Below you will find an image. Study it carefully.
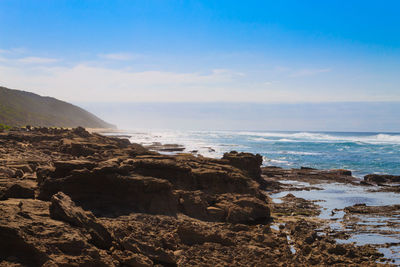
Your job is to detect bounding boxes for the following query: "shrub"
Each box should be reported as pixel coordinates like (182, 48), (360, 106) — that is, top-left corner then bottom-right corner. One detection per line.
(0, 123), (11, 130)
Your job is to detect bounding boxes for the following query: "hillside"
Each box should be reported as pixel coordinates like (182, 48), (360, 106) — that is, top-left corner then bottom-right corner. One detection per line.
(0, 86), (115, 128)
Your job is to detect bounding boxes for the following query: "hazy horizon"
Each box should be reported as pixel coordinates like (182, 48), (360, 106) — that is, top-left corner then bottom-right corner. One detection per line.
(78, 101), (400, 132)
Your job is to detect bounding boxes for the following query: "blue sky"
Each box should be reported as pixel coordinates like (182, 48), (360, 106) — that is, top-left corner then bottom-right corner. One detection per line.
(0, 0), (399, 103)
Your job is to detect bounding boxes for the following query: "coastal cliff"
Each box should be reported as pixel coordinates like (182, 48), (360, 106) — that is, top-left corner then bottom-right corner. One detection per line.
(0, 127), (386, 266)
(0, 86), (114, 128)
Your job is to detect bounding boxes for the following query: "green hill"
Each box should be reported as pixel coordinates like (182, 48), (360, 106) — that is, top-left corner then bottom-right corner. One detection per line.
(0, 86), (115, 128)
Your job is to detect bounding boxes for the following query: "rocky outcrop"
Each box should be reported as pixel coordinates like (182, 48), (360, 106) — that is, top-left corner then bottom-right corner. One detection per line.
(175, 190), (270, 223)
(39, 172), (178, 217)
(0, 199), (116, 267)
(131, 154), (260, 196)
(0, 180), (35, 200)
(262, 166), (357, 185)
(50, 192), (113, 249)
(222, 151), (263, 179)
(364, 174), (400, 184)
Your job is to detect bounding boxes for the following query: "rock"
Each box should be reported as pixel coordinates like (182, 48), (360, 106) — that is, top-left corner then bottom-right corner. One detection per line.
(132, 154), (260, 196)
(0, 181), (35, 200)
(36, 166), (55, 185)
(175, 190), (270, 223)
(60, 141), (96, 157)
(14, 169), (24, 178)
(215, 194), (270, 224)
(10, 164), (33, 174)
(364, 174), (400, 184)
(112, 250), (153, 267)
(0, 167), (15, 178)
(329, 169), (352, 176)
(177, 222), (234, 246)
(72, 126), (91, 138)
(49, 192), (113, 249)
(39, 172), (178, 217)
(206, 206), (225, 221)
(300, 166), (316, 170)
(328, 244), (347, 255)
(0, 199), (115, 266)
(52, 160), (97, 178)
(177, 190), (210, 220)
(262, 166), (357, 184)
(145, 142), (185, 152)
(222, 151), (263, 179)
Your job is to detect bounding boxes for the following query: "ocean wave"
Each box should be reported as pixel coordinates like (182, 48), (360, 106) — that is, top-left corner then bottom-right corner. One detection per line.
(239, 131), (400, 144)
(264, 158), (290, 165)
(262, 150), (322, 156)
(280, 151), (322, 156)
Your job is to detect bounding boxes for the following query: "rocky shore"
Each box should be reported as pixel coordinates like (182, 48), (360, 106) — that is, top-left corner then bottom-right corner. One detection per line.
(0, 127), (393, 266)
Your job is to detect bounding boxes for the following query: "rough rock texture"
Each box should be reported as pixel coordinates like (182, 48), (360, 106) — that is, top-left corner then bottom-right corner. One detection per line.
(262, 166), (357, 186)
(0, 199), (116, 267)
(50, 192), (113, 249)
(222, 151), (263, 179)
(364, 174), (400, 184)
(0, 127), (386, 266)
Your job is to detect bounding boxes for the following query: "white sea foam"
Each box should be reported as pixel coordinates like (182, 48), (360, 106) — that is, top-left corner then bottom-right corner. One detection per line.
(280, 151), (322, 156)
(238, 131), (400, 144)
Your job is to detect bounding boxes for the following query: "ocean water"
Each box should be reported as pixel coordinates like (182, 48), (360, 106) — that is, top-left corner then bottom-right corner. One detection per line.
(117, 130), (400, 177)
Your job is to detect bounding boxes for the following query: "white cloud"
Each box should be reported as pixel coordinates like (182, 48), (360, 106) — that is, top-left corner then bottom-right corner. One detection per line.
(98, 53), (141, 61)
(290, 68), (331, 77)
(0, 62), (243, 102)
(17, 57), (60, 64)
(0, 52), (396, 103)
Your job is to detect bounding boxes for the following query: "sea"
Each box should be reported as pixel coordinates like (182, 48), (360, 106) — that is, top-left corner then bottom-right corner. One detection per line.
(116, 130), (400, 178)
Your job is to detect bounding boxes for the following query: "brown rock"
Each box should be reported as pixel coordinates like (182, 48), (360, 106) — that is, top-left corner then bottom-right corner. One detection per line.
(132, 154), (260, 196)
(0, 181), (35, 200)
(39, 172), (178, 217)
(112, 250), (153, 267)
(50, 192), (113, 249)
(364, 174), (400, 184)
(222, 151), (263, 179)
(215, 194), (270, 224)
(52, 160), (97, 178)
(0, 167), (15, 178)
(0, 199), (115, 266)
(177, 222), (234, 246)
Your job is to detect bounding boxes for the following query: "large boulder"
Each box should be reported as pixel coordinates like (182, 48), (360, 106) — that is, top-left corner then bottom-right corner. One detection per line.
(50, 192), (113, 249)
(222, 151), (263, 179)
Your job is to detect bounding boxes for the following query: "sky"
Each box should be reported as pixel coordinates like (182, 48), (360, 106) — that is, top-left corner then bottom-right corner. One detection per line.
(0, 1), (399, 130)
(0, 0), (399, 103)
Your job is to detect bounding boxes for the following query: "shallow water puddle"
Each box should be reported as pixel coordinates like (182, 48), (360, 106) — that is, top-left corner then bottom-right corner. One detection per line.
(270, 182), (400, 262)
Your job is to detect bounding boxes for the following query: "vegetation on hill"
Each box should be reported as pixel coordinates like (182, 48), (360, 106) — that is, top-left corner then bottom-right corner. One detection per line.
(0, 123), (10, 130)
(0, 86), (115, 128)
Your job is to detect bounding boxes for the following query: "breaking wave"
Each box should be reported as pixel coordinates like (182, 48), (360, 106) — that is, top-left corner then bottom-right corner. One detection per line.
(240, 132), (400, 144)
